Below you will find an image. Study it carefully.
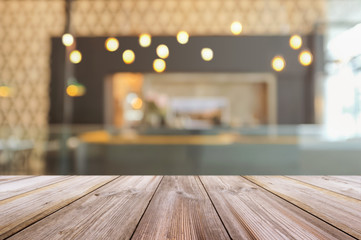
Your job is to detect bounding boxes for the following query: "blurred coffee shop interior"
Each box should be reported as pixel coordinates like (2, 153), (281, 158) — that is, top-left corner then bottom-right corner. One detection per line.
(0, 0), (361, 175)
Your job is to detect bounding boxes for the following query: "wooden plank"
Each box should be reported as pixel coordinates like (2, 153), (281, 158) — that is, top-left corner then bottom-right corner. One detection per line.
(0, 176), (116, 239)
(245, 176), (361, 239)
(287, 176), (361, 201)
(9, 176), (162, 240)
(0, 176), (72, 200)
(0, 176), (33, 184)
(131, 176), (230, 240)
(200, 176), (354, 240)
(332, 176), (361, 184)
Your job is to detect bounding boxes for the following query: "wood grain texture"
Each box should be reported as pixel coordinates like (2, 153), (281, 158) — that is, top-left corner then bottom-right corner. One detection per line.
(245, 176), (361, 239)
(200, 176), (354, 240)
(0, 175), (72, 200)
(0, 176), (33, 184)
(287, 176), (361, 201)
(332, 176), (361, 184)
(131, 176), (230, 240)
(0, 176), (116, 239)
(9, 176), (162, 240)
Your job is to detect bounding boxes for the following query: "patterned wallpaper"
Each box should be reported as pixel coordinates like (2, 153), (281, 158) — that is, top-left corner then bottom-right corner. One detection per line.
(0, 0), (326, 173)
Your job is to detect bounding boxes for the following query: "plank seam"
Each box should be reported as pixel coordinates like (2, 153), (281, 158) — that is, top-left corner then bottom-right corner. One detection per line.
(0, 176), (35, 185)
(198, 176), (233, 240)
(0, 176), (74, 202)
(242, 176), (359, 240)
(3, 176), (120, 240)
(129, 175), (164, 240)
(284, 176), (361, 203)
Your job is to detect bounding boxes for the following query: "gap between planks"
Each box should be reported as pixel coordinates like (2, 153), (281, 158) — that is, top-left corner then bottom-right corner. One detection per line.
(244, 176), (361, 239)
(0, 176), (119, 239)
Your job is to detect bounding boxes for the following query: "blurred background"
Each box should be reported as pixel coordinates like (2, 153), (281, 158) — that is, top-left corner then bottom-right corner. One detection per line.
(0, 0), (360, 175)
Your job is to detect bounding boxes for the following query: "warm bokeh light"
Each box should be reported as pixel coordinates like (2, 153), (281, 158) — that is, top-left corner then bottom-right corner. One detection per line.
(66, 84), (78, 97)
(230, 21), (243, 35)
(139, 33), (151, 47)
(153, 59), (166, 73)
(69, 50), (82, 64)
(156, 44), (169, 59)
(122, 49), (135, 64)
(105, 37), (119, 52)
(131, 97), (143, 110)
(272, 56), (286, 72)
(289, 34), (302, 50)
(201, 48), (213, 61)
(62, 33), (74, 47)
(66, 84), (86, 97)
(0, 86), (11, 97)
(299, 50), (313, 66)
(177, 31), (189, 44)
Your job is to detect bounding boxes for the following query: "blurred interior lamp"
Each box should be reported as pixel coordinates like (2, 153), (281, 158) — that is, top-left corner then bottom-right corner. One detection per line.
(0, 85), (11, 98)
(66, 83), (86, 97)
(122, 49), (135, 64)
(177, 31), (189, 44)
(201, 48), (213, 61)
(105, 37), (119, 52)
(289, 34), (302, 50)
(131, 97), (143, 110)
(62, 33), (74, 47)
(156, 44), (169, 59)
(299, 50), (313, 66)
(272, 56), (286, 72)
(139, 33), (151, 47)
(231, 21), (243, 35)
(66, 84), (78, 97)
(153, 58), (166, 73)
(69, 50), (82, 64)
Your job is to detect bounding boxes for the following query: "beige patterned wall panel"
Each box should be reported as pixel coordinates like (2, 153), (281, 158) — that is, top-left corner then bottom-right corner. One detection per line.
(0, 0), (325, 173)
(0, 0), (64, 173)
(71, 0), (326, 36)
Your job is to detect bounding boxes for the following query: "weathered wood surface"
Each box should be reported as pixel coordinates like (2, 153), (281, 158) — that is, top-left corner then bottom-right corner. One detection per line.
(131, 176), (230, 240)
(9, 176), (162, 240)
(0, 176), (32, 184)
(0, 176), (72, 200)
(0, 176), (116, 239)
(200, 176), (354, 240)
(245, 176), (361, 239)
(332, 176), (361, 184)
(287, 175), (361, 201)
(1, 175), (360, 240)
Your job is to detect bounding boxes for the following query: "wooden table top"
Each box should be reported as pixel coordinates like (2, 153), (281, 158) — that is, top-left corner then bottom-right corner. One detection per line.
(1, 175), (360, 239)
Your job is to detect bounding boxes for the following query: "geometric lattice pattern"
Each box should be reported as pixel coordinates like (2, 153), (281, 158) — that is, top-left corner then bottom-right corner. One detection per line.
(72, 0), (326, 36)
(0, 0), (326, 173)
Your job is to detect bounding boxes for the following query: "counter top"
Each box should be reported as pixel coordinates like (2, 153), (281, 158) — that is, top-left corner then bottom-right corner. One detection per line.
(1, 175), (360, 239)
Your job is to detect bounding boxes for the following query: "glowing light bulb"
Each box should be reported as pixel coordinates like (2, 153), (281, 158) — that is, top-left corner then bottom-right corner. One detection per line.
(156, 44), (169, 59)
(231, 21), (243, 35)
(131, 97), (143, 110)
(299, 50), (313, 66)
(201, 48), (213, 61)
(289, 34), (302, 50)
(0, 86), (11, 97)
(122, 49), (135, 64)
(62, 33), (74, 47)
(153, 59), (166, 73)
(272, 56), (285, 72)
(66, 84), (78, 97)
(69, 50), (82, 64)
(139, 33), (151, 47)
(105, 37), (119, 52)
(66, 84), (86, 97)
(177, 31), (189, 44)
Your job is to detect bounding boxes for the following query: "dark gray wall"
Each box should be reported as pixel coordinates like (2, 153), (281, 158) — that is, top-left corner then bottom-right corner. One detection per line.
(50, 35), (323, 124)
